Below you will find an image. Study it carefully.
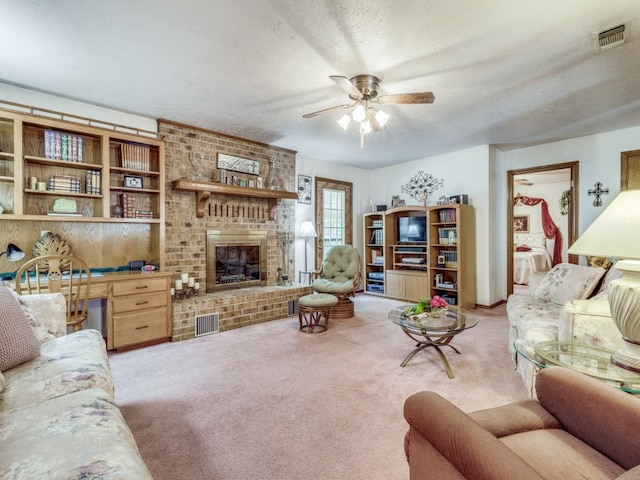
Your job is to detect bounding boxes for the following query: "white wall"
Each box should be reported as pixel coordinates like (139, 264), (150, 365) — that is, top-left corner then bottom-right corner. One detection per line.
(0, 83), (157, 132)
(294, 155), (371, 281)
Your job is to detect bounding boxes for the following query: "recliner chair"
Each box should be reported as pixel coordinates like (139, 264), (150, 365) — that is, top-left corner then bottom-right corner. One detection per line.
(404, 366), (640, 479)
(311, 244), (362, 319)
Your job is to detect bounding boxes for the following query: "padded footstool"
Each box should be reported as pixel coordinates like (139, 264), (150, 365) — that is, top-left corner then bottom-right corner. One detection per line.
(298, 293), (338, 333)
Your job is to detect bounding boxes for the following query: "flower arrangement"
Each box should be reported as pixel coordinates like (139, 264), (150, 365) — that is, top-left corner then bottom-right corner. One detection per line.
(404, 295), (449, 318)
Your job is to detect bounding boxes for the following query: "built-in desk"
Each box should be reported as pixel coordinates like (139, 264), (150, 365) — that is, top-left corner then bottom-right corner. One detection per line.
(90, 271), (173, 350)
(16, 270), (173, 351)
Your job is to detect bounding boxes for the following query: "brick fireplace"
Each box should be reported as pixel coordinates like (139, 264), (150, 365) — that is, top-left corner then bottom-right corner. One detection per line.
(160, 119), (310, 341)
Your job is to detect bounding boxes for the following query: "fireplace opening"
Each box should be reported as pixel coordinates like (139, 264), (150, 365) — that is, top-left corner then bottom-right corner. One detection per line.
(206, 230), (267, 292)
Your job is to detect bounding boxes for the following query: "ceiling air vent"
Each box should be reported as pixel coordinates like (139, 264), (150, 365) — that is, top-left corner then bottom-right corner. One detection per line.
(598, 24), (625, 50)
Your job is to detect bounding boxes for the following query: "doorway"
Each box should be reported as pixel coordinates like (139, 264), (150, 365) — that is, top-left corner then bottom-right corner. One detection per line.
(507, 162), (578, 296)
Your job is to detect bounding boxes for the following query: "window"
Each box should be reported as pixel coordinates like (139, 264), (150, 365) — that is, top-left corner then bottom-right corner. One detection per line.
(314, 177), (353, 267)
(323, 189), (345, 246)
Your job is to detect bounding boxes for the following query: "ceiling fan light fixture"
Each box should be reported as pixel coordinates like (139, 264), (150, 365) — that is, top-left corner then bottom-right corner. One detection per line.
(360, 120), (372, 135)
(375, 109), (389, 127)
(352, 103), (366, 122)
(337, 114), (351, 130)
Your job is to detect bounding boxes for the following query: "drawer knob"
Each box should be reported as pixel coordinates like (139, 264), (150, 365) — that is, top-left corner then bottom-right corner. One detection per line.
(136, 301), (149, 306)
(135, 325), (150, 330)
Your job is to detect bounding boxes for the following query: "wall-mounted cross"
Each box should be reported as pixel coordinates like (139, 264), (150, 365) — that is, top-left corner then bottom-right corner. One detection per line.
(588, 182), (609, 207)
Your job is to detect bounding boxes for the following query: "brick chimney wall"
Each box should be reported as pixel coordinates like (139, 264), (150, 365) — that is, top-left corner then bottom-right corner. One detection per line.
(159, 120), (307, 340)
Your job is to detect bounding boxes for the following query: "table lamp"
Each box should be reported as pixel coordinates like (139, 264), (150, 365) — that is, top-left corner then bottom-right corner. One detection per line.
(299, 220), (317, 275)
(567, 189), (640, 372)
(0, 243), (25, 262)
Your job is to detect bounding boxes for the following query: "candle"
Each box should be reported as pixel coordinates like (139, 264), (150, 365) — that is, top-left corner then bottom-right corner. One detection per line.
(175, 280), (183, 290)
(181, 273), (189, 284)
(188, 277), (195, 287)
(170, 287), (175, 295)
(194, 282), (200, 290)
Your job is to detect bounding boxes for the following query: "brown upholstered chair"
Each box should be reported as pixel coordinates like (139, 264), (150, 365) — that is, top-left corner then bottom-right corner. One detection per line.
(311, 244), (362, 319)
(404, 366), (640, 479)
(15, 255), (92, 332)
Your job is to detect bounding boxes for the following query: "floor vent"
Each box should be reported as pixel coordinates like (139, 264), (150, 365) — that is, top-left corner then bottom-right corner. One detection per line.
(195, 312), (219, 337)
(288, 299), (299, 316)
(598, 24), (625, 50)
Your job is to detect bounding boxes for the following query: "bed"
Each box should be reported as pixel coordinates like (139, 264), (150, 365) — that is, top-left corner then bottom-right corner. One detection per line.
(513, 232), (552, 285)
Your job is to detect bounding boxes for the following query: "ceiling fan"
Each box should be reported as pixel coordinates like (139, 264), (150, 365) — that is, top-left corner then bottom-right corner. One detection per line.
(303, 74), (435, 147)
(515, 178), (534, 186)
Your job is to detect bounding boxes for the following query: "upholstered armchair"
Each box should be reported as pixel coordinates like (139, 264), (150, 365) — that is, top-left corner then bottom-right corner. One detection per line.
(311, 244), (362, 318)
(404, 366), (640, 479)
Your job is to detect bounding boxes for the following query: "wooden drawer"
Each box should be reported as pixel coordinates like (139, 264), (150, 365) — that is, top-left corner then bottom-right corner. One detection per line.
(112, 276), (168, 297)
(112, 307), (168, 348)
(112, 291), (167, 314)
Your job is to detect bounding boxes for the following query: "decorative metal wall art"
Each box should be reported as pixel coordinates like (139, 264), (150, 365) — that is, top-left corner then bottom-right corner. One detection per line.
(297, 174), (312, 204)
(217, 153), (260, 175)
(587, 182), (609, 207)
(401, 171), (444, 206)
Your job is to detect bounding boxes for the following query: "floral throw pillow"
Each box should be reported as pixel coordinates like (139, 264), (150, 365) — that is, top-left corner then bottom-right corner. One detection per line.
(0, 282), (41, 371)
(533, 263), (606, 306)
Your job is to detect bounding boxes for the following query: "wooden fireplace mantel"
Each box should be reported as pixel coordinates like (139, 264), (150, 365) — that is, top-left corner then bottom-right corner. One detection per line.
(171, 178), (298, 220)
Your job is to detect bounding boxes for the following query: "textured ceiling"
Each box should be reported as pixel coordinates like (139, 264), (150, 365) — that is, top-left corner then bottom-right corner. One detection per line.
(1, 1), (639, 169)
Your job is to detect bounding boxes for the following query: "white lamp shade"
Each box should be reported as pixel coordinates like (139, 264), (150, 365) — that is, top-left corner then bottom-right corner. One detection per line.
(375, 109), (390, 127)
(300, 220), (317, 238)
(352, 104), (366, 122)
(360, 121), (372, 135)
(568, 189), (640, 259)
(337, 114), (351, 130)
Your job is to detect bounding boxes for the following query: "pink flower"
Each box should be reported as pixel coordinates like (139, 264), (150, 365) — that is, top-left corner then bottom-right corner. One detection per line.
(430, 295), (448, 309)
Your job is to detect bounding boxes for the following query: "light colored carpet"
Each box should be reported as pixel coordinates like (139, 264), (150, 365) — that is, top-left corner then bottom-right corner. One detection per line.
(109, 294), (528, 480)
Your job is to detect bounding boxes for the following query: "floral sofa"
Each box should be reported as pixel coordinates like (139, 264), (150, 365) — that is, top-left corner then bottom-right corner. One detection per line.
(506, 262), (624, 396)
(0, 283), (152, 479)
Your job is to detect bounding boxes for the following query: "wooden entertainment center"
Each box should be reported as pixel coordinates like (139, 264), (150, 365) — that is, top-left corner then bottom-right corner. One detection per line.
(363, 204), (476, 309)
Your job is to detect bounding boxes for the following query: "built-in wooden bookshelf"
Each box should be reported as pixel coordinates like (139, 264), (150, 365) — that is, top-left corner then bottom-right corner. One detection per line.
(0, 108), (166, 271)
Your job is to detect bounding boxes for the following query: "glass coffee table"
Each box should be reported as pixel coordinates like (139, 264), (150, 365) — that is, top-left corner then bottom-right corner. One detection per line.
(388, 306), (477, 379)
(532, 341), (640, 394)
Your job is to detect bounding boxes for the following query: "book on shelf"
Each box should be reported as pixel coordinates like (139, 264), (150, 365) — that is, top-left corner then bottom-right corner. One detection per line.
(44, 130), (84, 163)
(48, 174), (81, 193)
(85, 170), (101, 195)
(438, 209), (457, 223)
(120, 143), (150, 171)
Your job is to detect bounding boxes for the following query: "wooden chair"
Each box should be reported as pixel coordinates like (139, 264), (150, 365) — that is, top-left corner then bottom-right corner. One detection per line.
(15, 255), (92, 332)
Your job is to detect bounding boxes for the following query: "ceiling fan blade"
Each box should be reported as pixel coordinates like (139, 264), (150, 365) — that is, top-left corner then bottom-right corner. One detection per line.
(330, 75), (363, 99)
(377, 92), (435, 105)
(302, 104), (351, 119)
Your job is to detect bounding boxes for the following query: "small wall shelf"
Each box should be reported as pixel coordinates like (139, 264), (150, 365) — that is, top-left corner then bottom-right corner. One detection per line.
(171, 178), (298, 220)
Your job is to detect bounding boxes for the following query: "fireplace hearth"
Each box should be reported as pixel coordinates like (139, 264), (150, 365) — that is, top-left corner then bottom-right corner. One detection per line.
(206, 230), (267, 292)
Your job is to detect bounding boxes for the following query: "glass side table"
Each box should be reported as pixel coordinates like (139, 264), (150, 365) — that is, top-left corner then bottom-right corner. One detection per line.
(533, 341), (640, 394)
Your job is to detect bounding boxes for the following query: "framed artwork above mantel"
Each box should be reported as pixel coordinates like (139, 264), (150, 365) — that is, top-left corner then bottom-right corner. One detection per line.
(217, 153), (260, 175)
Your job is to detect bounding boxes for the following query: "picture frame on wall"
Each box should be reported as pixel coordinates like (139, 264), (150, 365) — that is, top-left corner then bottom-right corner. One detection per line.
(297, 174), (312, 204)
(513, 214), (530, 233)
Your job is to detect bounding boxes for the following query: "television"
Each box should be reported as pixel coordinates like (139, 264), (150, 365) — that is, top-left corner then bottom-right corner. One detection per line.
(397, 215), (427, 244)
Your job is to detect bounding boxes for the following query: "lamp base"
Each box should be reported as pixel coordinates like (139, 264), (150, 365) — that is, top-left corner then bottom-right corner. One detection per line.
(608, 260), (640, 373)
(612, 339), (640, 373)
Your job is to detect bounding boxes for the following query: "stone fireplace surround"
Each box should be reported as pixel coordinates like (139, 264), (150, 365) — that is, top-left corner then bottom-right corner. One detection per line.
(160, 119), (311, 341)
